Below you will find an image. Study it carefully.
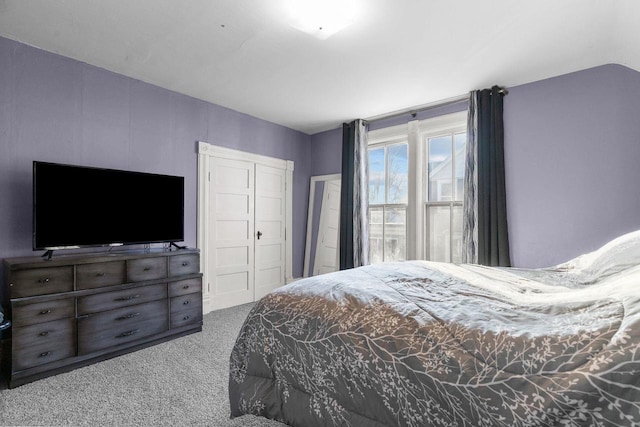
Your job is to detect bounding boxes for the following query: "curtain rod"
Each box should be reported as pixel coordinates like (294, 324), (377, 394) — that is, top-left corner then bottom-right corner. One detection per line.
(365, 94), (468, 125)
(364, 87), (508, 125)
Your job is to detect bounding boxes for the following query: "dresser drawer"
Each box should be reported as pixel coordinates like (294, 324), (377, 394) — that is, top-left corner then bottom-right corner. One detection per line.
(10, 266), (73, 298)
(12, 318), (76, 371)
(127, 257), (167, 282)
(170, 293), (202, 314)
(170, 292), (202, 329)
(170, 304), (202, 329)
(168, 278), (202, 298)
(77, 283), (167, 315)
(78, 301), (168, 354)
(12, 298), (75, 327)
(169, 254), (199, 277)
(77, 261), (126, 290)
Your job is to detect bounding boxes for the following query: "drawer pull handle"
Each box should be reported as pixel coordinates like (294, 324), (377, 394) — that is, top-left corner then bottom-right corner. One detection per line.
(38, 278), (50, 283)
(117, 329), (139, 338)
(39, 309), (52, 315)
(116, 312), (141, 320)
(115, 294), (141, 301)
(96, 272), (105, 277)
(39, 331), (50, 336)
(182, 285), (190, 289)
(181, 262), (189, 266)
(143, 267), (151, 271)
(183, 315), (191, 321)
(183, 300), (190, 305)
(39, 351), (51, 358)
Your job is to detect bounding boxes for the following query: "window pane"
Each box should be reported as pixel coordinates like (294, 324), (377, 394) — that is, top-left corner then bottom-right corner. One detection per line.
(454, 132), (466, 151)
(454, 133), (467, 201)
(451, 204), (463, 263)
(428, 136), (452, 202)
(369, 207), (384, 263)
(368, 148), (385, 204)
(427, 205), (451, 262)
(387, 144), (408, 204)
(384, 207), (406, 261)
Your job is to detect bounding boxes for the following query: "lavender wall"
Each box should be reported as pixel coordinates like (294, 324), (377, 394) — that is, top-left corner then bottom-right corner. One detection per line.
(5, 29), (637, 293)
(0, 37), (311, 297)
(505, 64), (640, 267)
(309, 64), (640, 269)
(310, 128), (342, 176)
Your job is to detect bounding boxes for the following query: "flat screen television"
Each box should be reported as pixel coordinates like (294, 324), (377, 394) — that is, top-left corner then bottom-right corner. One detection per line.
(33, 161), (184, 251)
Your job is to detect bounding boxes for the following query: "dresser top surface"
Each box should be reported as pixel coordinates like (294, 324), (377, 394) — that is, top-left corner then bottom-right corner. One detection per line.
(4, 248), (199, 270)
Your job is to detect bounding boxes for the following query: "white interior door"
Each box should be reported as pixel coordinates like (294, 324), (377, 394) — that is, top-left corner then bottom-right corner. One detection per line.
(254, 164), (286, 299)
(313, 179), (341, 275)
(198, 142), (294, 313)
(209, 157), (255, 310)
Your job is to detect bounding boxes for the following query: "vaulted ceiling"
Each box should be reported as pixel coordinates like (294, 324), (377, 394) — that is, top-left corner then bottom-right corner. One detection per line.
(1, 0), (638, 134)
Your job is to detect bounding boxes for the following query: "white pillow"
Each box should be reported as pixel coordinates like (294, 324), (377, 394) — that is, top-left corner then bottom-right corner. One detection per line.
(555, 230), (640, 283)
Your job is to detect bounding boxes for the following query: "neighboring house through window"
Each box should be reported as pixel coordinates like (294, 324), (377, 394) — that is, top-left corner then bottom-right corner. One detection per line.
(367, 111), (467, 263)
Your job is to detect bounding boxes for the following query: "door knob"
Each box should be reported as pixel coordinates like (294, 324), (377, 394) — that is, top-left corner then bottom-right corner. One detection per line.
(257, 231), (263, 240)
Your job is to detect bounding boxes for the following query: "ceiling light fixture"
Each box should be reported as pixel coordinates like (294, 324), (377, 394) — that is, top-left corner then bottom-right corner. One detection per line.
(286, 0), (357, 40)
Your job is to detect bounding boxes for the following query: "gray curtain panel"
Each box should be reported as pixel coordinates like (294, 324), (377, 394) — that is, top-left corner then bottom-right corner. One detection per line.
(462, 95), (479, 264)
(340, 119), (370, 270)
(463, 87), (511, 266)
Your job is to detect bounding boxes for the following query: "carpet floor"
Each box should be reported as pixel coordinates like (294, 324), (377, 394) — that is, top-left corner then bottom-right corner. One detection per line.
(0, 302), (287, 426)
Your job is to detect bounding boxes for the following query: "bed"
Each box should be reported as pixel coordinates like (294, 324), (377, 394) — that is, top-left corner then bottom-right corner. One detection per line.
(229, 231), (640, 426)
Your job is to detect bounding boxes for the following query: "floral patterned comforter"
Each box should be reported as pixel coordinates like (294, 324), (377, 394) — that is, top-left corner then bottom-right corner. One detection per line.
(229, 259), (640, 426)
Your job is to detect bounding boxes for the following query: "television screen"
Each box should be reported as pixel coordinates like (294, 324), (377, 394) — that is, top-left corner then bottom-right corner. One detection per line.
(33, 161), (184, 250)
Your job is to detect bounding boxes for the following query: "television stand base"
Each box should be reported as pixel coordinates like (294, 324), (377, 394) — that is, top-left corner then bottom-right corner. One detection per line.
(41, 250), (54, 260)
(170, 242), (186, 250)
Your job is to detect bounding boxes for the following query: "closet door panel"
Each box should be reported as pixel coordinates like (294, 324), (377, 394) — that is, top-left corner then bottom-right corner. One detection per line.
(199, 143), (291, 313)
(209, 157), (255, 310)
(254, 164), (286, 300)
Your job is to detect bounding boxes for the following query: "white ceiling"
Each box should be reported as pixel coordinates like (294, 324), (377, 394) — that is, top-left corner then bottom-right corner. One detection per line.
(1, 0), (638, 135)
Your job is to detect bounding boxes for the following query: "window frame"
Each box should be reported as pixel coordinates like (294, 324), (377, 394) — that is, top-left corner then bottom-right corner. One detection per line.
(421, 121), (467, 262)
(368, 111), (467, 262)
(367, 135), (409, 262)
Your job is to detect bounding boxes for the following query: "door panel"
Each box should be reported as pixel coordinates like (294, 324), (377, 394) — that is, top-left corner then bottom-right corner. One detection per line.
(216, 271), (250, 294)
(209, 157), (255, 310)
(216, 246), (249, 267)
(254, 164), (286, 299)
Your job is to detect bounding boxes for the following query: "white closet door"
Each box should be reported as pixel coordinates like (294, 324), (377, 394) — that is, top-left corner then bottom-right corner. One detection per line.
(254, 164), (286, 300)
(313, 179), (341, 275)
(209, 157), (255, 310)
(198, 142), (293, 313)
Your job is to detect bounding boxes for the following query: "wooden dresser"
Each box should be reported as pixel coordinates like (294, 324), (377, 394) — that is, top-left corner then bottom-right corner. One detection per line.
(3, 248), (202, 388)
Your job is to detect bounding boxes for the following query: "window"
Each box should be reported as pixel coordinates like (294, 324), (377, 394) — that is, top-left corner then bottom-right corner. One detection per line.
(368, 141), (408, 263)
(425, 132), (466, 262)
(367, 111), (467, 263)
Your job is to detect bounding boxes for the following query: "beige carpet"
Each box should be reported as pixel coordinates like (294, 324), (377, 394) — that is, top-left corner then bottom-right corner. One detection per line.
(0, 302), (287, 426)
